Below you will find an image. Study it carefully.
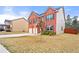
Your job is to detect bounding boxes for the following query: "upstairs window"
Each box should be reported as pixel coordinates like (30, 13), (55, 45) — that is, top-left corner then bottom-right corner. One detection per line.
(46, 14), (54, 20)
(29, 20), (32, 24)
(34, 19), (38, 24)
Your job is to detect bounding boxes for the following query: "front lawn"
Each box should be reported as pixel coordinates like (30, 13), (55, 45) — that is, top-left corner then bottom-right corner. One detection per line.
(0, 34), (79, 53)
(0, 32), (27, 35)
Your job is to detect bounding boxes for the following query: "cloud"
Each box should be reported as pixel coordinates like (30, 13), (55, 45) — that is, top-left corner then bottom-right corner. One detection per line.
(77, 18), (79, 21)
(4, 6), (13, 12)
(0, 6), (20, 24)
(0, 6), (31, 24)
(3, 6), (15, 15)
(66, 9), (71, 11)
(19, 11), (31, 19)
(0, 14), (20, 24)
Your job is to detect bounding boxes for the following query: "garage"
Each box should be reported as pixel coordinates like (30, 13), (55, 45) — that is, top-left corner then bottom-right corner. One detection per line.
(29, 28), (32, 34)
(29, 28), (37, 34)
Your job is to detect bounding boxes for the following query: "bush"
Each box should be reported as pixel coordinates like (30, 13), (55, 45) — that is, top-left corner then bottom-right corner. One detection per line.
(6, 30), (11, 32)
(41, 31), (49, 35)
(0, 29), (4, 31)
(41, 31), (56, 36)
(64, 28), (78, 34)
(49, 31), (56, 36)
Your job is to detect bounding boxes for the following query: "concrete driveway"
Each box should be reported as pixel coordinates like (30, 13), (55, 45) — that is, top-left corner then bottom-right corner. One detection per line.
(0, 44), (9, 53)
(0, 33), (37, 38)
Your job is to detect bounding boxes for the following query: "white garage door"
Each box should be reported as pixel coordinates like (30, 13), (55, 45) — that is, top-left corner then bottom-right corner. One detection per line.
(29, 28), (38, 34)
(29, 28), (32, 34)
(33, 28), (37, 34)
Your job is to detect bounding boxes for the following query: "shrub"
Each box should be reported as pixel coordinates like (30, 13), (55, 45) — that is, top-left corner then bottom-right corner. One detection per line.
(49, 31), (56, 36)
(0, 29), (4, 31)
(64, 28), (78, 34)
(41, 31), (56, 36)
(22, 30), (25, 32)
(6, 30), (11, 32)
(41, 31), (49, 35)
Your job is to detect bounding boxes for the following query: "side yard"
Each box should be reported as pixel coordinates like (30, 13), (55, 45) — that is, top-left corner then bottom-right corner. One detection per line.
(0, 34), (79, 53)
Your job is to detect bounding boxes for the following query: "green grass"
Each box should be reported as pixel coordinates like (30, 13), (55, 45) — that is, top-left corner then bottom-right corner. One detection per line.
(0, 33), (79, 53)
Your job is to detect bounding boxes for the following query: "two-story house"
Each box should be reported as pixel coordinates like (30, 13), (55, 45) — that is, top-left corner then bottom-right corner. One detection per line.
(28, 7), (65, 34)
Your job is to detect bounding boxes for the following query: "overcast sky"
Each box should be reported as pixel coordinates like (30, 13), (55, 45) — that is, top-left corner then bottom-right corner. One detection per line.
(0, 6), (79, 24)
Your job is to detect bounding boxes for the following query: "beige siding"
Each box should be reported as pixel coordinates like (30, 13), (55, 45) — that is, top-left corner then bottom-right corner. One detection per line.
(56, 8), (65, 34)
(11, 18), (28, 32)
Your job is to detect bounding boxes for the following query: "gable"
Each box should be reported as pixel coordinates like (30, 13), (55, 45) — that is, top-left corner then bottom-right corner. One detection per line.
(28, 12), (40, 20)
(12, 18), (28, 24)
(44, 8), (57, 15)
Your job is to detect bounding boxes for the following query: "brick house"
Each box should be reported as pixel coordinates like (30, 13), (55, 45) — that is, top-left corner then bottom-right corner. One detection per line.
(5, 18), (28, 32)
(28, 7), (65, 34)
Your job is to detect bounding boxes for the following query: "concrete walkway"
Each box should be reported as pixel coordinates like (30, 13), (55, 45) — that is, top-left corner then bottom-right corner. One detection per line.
(0, 33), (37, 38)
(0, 44), (9, 53)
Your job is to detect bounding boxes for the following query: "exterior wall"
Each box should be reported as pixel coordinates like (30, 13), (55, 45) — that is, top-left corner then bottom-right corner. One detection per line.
(28, 12), (41, 34)
(56, 8), (65, 34)
(5, 21), (12, 31)
(11, 18), (28, 32)
(28, 7), (65, 34)
(42, 8), (56, 32)
(5, 21), (11, 25)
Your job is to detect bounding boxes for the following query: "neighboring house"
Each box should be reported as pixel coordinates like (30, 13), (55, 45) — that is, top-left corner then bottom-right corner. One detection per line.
(5, 18), (28, 32)
(5, 20), (12, 32)
(0, 24), (6, 31)
(28, 7), (65, 34)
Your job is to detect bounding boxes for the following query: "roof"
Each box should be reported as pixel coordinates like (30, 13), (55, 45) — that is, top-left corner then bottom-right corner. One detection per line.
(0, 24), (8, 26)
(30, 11), (40, 17)
(32, 11), (40, 16)
(39, 7), (64, 17)
(5, 17), (28, 22)
(28, 11), (40, 20)
(56, 6), (64, 10)
(5, 19), (11, 22)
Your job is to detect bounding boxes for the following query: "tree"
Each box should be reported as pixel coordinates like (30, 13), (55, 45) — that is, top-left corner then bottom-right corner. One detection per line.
(39, 19), (44, 32)
(65, 15), (72, 28)
(72, 16), (78, 29)
(76, 23), (79, 32)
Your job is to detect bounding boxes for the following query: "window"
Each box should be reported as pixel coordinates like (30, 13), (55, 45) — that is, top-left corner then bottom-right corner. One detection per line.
(34, 19), (37, 24)
(46, 14), (54, 20)
(46, 25), (53, 31)
(7, 25), (10, 29)
(50, 26), (53, 30)
(46, 26), (49, 30)
(29, 20), (32, 24)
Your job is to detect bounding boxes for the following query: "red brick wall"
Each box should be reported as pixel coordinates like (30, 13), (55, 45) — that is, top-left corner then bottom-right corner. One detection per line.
(28, 8), (57, 33)
(28, 12), (41, 33)
(42, 8), (57, 32)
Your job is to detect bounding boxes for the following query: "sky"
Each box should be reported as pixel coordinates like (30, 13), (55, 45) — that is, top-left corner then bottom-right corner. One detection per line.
(0, 6), (79, 24)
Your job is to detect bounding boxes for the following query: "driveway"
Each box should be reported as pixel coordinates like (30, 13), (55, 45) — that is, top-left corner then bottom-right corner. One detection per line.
(0, 33), (37, 38)
(0, 44), (9, 53)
